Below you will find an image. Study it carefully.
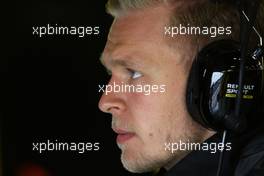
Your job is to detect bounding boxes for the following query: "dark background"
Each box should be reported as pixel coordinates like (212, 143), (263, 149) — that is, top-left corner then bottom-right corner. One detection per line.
(1, 1), (151, 176)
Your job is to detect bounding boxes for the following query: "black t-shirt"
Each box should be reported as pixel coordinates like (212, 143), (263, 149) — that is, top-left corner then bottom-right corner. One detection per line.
(156, 129), (264, 176)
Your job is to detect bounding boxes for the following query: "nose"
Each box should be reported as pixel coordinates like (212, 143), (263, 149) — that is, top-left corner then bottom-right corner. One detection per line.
(98, 78), (126, 115)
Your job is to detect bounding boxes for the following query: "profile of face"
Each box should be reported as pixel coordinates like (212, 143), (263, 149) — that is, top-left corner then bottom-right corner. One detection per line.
(98, 4), (213, 173)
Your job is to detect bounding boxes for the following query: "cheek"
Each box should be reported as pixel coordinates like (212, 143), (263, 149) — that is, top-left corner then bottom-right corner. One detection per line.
(127, 92), (167, 121)
(126, 93), (176, 142)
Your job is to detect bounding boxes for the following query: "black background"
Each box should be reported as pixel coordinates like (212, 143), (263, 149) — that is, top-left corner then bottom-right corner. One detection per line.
(2, 1), (151, 176)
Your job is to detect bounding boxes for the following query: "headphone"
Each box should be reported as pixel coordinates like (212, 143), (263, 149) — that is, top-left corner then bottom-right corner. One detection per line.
(186, 0), (264, 133)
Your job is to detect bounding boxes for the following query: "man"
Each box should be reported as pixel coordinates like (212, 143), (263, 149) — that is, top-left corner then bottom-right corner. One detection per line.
(98, 0), (264, 175)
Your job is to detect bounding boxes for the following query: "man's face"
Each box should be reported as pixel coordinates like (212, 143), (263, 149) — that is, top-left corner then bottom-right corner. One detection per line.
(99, 4), (209, 173)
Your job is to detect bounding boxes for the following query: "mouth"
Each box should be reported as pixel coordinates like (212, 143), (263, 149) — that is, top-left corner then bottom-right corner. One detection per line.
(113, 128), (136, 144)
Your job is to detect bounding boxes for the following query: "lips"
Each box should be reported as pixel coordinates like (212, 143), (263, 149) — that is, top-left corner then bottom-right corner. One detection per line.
(113, 128), (135, 143)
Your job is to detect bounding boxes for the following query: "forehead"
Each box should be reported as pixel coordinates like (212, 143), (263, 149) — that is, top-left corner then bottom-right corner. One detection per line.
(102, 3), (194, 68)
(107, 5), (172, 48)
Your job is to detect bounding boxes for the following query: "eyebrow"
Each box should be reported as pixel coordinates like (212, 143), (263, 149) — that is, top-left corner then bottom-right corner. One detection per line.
(99, 54), (141, 70)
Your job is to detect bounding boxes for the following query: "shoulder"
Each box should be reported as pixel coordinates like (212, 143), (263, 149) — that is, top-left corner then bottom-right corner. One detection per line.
(234, 132), (264, 176)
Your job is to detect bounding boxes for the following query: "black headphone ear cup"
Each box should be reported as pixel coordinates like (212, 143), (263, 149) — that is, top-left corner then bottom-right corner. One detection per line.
(186, 40), (241, 131)
(186, 39), (264, 132)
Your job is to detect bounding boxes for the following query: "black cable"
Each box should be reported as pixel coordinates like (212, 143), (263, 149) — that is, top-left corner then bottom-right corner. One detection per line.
(234, 0), (260, 131)
(216, 130), (227, 176)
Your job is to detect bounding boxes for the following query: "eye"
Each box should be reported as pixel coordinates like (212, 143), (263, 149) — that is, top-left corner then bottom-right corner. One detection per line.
(127, 68), (143, 79)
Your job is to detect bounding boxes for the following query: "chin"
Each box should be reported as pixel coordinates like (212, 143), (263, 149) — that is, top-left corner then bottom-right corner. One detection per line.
(121, 159), (151, 173)
(120, 149), (168, 174)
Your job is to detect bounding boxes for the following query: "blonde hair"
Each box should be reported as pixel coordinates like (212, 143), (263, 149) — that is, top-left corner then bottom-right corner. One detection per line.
(106, 0), (166, 17)
(106, 0), (264, 43)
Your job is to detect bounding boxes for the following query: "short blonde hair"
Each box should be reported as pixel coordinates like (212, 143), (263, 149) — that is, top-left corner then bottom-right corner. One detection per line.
(106, 0), (264, 43)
